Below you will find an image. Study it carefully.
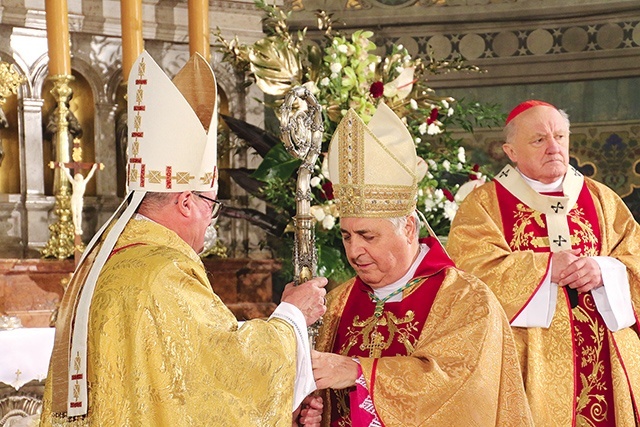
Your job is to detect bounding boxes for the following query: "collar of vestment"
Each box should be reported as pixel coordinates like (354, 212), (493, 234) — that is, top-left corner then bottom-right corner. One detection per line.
(494, 164), (584, 253)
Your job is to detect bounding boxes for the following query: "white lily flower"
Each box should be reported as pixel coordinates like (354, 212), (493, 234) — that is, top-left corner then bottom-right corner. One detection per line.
(383, 67), (415, 100)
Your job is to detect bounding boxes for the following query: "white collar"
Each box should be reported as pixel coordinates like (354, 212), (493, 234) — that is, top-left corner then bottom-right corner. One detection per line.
(517, 167), (564, 193)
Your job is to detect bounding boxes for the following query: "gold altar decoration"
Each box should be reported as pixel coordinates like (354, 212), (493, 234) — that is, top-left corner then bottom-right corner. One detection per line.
(0, 60), (26, 192)
(41, 75), (76, 260)
(0, 61), (25, 105)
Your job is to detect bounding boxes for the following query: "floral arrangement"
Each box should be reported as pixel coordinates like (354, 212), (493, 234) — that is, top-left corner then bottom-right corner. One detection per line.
(215, 1), (504, 283)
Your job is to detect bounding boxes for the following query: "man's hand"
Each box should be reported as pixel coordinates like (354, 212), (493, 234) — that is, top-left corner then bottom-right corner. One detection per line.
(550, 249), (580, 283)
(294, 394), (323, 427)
(311, 350), (359, 390)
(558, 255), (603, 293)
(281, 277), (328, 326)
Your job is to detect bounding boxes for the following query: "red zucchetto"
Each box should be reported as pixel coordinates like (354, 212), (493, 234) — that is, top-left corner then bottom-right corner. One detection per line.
(505, 100), (556, 125)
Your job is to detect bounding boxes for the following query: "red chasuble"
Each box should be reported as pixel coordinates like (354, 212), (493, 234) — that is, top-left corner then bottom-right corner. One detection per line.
(495, 180), (617, 426)
(329, 237), (454, 426)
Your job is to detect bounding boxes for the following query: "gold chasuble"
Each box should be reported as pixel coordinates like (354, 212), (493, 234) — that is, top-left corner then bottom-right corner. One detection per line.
(316, 237), (533, 427)
(41, 219), (297, 426)
(448, 166), (640, 427)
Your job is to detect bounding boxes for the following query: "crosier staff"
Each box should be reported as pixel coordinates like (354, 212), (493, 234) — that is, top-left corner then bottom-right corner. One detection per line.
(279, 86), (323, 347)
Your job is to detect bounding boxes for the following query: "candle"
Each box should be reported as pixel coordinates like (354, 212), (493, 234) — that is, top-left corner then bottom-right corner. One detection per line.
(45, 0), (72, 75)
(120, 0), (144, 81)
(188, 0), (210, 61)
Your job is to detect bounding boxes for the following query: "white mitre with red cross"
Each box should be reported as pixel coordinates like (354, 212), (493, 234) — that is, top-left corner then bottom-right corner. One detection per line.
(65, 51), (219, 418)
(127, 50), (218, 193)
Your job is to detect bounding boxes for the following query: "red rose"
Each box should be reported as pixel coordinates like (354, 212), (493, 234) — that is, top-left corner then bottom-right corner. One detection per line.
(369, 81), (384, 98)
(469, 164), (480, 180)
(426, 108), (439, 125)
(442, 188), (455, 202)
(322, 181), (334, 200)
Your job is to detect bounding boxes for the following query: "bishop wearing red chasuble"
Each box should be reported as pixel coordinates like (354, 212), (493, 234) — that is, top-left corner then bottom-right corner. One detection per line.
(448, 100), (640, 427)
(311, 103), (534, 427)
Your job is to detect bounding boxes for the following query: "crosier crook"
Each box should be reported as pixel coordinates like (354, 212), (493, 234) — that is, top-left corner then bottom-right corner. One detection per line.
(279, 86), (324, 347)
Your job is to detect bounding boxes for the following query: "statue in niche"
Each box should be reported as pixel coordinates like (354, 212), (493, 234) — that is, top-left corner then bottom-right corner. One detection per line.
(0, 107), (7, 167)
(43, 93), (83, 161)
(59, 162), (99, 235)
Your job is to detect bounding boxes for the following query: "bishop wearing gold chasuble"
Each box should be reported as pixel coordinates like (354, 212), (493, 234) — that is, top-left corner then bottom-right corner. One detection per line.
(311, 103), (534, 427)
(39, 52), (327, 426)
(448, 100), (640, 427)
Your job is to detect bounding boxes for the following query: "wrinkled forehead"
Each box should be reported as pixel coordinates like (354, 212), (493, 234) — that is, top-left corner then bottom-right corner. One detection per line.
(513, 106), (569, 138)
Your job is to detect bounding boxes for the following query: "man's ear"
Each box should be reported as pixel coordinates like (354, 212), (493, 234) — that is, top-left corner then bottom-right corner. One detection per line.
(175, 191), (195, 218)
(405, 215), (417, 243)
(502, 142), (518, 163)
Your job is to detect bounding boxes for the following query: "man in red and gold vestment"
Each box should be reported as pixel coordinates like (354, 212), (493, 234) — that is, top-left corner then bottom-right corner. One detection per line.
(39, 51), (326, 426)
(310, 103), (534, 426)
(447, 100), (640, 426)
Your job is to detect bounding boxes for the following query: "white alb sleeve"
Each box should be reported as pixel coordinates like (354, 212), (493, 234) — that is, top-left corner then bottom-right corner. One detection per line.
(269, 301), (316, 411)
(591, 256), (636, 332)
(510, 266), (557, 328)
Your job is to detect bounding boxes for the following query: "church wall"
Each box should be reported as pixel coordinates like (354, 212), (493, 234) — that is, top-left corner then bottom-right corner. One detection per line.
(287, 0), (640, 220)
(0, 0), (271, 258)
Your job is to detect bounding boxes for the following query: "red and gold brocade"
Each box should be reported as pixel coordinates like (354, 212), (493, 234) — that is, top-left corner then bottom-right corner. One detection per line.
(316, 238), (533, 427)
(448, 177), (640, 427)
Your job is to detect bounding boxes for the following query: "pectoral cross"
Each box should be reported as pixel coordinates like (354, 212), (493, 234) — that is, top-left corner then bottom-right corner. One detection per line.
(360, 330), (388, 358)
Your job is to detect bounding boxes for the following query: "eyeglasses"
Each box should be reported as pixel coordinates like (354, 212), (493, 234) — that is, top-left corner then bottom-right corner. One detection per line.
(193, 192), (223, 219)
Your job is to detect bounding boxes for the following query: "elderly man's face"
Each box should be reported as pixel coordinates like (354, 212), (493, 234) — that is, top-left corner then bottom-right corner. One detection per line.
(503, 105), (570, 184)
(340, 216), (417, 289)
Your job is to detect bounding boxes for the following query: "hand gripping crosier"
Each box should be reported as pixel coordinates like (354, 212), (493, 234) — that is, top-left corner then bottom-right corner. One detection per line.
(279, 86), (324, 346)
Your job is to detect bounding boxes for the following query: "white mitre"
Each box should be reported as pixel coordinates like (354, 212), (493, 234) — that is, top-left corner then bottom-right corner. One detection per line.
(65, 50), (218, 418)
(327, 103), (426, 218)
(127, 50), (218, 193)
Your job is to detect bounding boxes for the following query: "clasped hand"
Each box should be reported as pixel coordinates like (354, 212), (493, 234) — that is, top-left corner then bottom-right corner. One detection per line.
(551, 249), (603, 293)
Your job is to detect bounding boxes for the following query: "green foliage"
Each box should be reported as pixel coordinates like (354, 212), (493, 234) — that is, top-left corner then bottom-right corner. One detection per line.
(215, 1), (505, 282)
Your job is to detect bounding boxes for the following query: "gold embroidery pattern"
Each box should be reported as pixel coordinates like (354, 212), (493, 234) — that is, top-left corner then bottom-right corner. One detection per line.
(573, 294), (610, 426)
(509, 204), (597, 254)
(339, 310), (418, 358)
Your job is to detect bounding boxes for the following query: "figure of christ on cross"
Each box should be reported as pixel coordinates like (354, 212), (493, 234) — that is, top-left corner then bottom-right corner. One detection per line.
(51, 160), (104, 261)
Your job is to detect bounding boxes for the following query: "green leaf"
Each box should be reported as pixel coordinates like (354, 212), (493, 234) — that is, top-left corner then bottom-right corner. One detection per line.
(252, 143), (301, 181)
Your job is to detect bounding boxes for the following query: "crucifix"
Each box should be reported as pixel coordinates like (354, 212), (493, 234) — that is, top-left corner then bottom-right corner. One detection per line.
(48, 157), (104, 265)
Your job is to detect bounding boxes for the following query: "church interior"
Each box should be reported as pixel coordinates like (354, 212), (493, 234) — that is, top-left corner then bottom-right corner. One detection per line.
(0, 0), (639, 421)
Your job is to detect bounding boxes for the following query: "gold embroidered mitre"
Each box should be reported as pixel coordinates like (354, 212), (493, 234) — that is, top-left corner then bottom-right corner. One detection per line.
(327, 103), (421, 218)
(127, 51), (218, 193)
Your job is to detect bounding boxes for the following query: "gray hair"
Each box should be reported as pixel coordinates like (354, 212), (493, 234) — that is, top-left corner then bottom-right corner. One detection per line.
(503, 108), (570, 144)
(138, 192), (176, 212)
(386, 211), (420, 241)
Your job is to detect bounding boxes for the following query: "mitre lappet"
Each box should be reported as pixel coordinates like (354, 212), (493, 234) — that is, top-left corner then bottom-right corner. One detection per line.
(54, 50), (218, 418)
